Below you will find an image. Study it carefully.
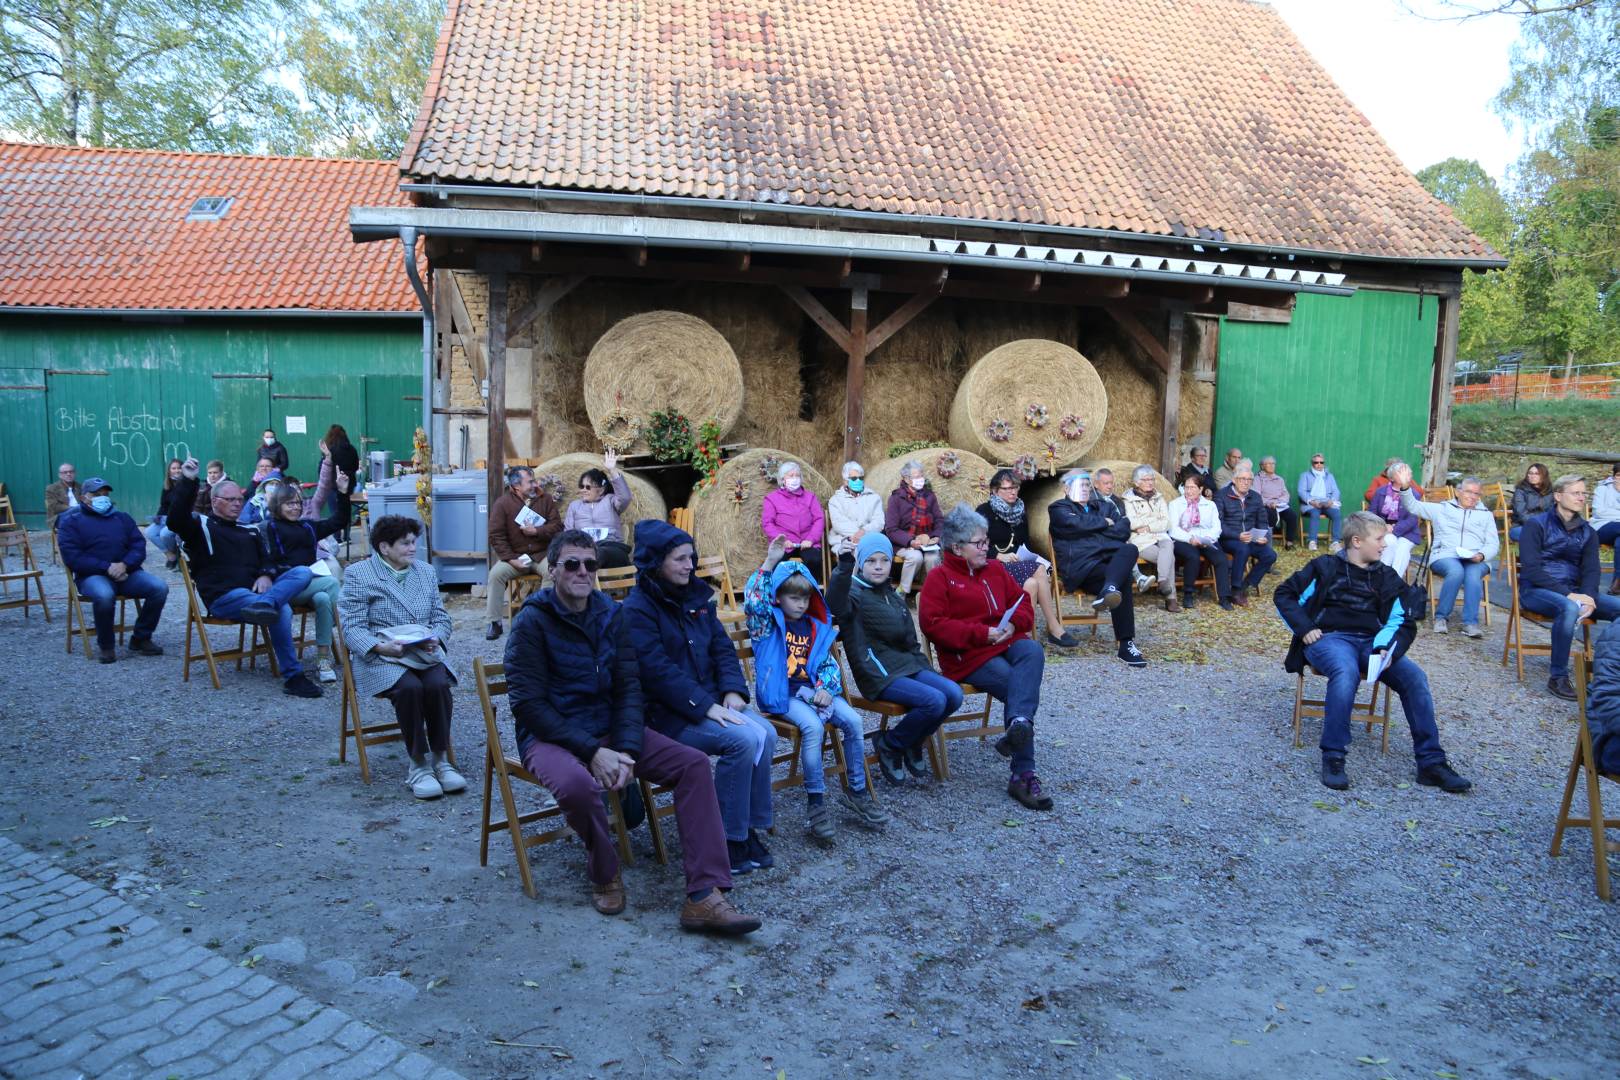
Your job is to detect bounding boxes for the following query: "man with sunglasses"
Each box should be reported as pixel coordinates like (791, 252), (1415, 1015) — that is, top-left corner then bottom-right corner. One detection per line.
(504, 529), (761, 934)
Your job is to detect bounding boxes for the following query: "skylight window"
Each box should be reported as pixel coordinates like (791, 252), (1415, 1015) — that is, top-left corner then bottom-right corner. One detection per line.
(185, 197), (233, 221)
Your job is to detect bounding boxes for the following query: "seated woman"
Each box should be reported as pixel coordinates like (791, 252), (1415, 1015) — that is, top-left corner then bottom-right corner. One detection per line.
(1368, 464), (1422, 579)
(1255, 456), (1299, 547)
(827, 461), (884, 549)
(337, 514), (464, 800)
(760, 461), (825, 582)
(1167, 474), (1233, 610)
(884, 460), (944, 595)
(1048, 470), (1148, 667)
(828, 533), (963, 784)
(623, 520), (778, 875)
(976, 468), (1077, 646)
(144, 458), (185, 570)
(261, 472), (349, 683)
(565, 449), (635, 568)
(1394, 469), (1499, 638)
(244, 454), (282, 499)
(1511, 463), (1552, 543)
(918, 503), (1051, 810)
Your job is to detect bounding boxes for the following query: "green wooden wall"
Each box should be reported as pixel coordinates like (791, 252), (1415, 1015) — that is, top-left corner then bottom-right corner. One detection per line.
(1214, 289), (1438, 507)
(0, 315), (420, 523)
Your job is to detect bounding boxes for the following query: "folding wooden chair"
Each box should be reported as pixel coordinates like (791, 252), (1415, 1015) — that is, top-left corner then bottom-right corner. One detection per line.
(1422, 516), (1492, 628)
(177, 553), (275, 688)
(505, 570), (544, 624)
(835, 643), (945, 781)
(474, 658), (650, 898)
(695, 553), (743, 625)
(332, 615), (456, 784)
(595, 564), (637, 602)
(920, 639), (1000, 780)
(1550, 654), (1616, 902)
(1290, 666), (1390, 753)
(65, 586), (140, 657)
(668, 506), (695, 535)
(0, 527), (50, 622)
(1049, 563), (1107, 640)
(0, 495), (15, 590)
(1500, 544), (1593, 683)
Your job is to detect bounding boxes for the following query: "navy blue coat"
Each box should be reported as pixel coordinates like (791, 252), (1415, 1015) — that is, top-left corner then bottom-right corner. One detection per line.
(57, 508), (147, 585)
(1215, 483), (1268, 541)
(504, 588), (644, 763)
(1520, 508), (1599, 596)
(620, 571), (749, 737)
(1049, 494), (1132, 589)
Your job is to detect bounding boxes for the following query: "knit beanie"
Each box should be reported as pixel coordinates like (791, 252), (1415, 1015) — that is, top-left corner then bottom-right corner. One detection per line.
(854, 532), (894, 568)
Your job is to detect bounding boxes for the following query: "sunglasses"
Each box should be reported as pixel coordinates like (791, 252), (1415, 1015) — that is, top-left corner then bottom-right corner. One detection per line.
(557, 557), (599, 574)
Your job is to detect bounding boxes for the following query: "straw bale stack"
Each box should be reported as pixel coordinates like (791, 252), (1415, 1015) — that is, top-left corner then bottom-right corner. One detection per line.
(948, 339), (1108, 468)
(582, 311), (744, 449)
(532, 453), (667, 550)
(689, 449), (832, 577)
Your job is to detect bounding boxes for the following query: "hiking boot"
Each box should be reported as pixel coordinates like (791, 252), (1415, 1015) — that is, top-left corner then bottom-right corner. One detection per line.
(745, 830), (774, 870)
(485, 620), (503, 640)
(1548, 675), (1576, 700)
(1166, 595), (1182, 613)
(1184, 596), (1198, 610)
(1320, 757), (1349, 791)
(994, 717), (1034, 760)
(1045, 630), (1080, 648)
(98, 647), (117, 665)
(591, 874), (626, 916)
(838, 788), (889, 830)
(1416, 762), (1473, 794)
(1433, 617), (1449, 635)
(283, 673), (323, 698)
(874, 735), (908, 784)
(679, 890), (760, 935)
(128, 637), (163, 657)
(1231, 591), (1249, 608)
(406, 763), (443, 800)
(1117, 639), (1147, 668)
(1091, 586), (1123, 611)
(431, 753), (466, 794)
(726, 839), (757, 875)
(903, 742), (930, 779)
(316, 657), (337, 682)
(1007, 771), (1054, 811)
(1461, 623), (1484, 639)
(807, 799), (835, 844)
(239, 601), (279, 627)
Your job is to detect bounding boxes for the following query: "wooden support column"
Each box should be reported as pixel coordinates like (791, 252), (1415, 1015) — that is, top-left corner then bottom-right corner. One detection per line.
(1160, 311), (1185, 479)
(485, 272), (509, 524)
(1425, 291), (1461, 486)
(845, 284), (869, 463)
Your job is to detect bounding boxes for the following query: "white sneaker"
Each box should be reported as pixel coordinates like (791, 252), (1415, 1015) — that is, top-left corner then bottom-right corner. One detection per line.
(407, 763), (443, 799)
(316, 657), (337, 683)
(1308, 541), (1318, 552)
(1433, 617), (1449, 635)
(431, 753), (467, 794)
(1330, 541), (1343, 554)
(1461, 623), (1484, 639)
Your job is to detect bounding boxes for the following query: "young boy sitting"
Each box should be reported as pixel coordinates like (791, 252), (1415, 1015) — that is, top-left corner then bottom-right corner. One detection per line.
(744, 536), (888, 842)
(1274, 510), (1473, 794)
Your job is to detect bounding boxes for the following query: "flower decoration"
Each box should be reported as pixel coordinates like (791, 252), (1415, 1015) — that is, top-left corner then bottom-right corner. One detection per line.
(986, 418), (1013, 443)
(596, 410), (642, 452)
(757, 454), (782, 486)
(412, 427), (433, 527)
(1012, 454), (1039, 481)
(1024, 402), (1049, 429)
(645, 408), (693, 462)
(1042, 440), (1060, 477)
(690, 417), (723, 490)
(934, 450), (961, 479)
(729, 477), (751, 505)
(536, 472), (565, 503)
(1059, 414), (1086, 441)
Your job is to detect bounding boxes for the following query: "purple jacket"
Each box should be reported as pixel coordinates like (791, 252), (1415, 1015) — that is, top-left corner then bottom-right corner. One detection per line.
(1370, 484), (1422, 544)
(761, 485), (825, 546)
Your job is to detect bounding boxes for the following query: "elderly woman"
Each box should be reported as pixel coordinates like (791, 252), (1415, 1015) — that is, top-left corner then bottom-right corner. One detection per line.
(1176, 446), (1215, 499)
(1393, 467), (1500, 637)
(1368, 461), (1422, 578)
(261, 476), (348, 683)
(977, 468), (1077, 646)
(1255, 456), (1299, 548)
(1120, 465), (1179, 611)
(1511, 462), (1552, 542)
(338, 514), (463, 800)
(827, 460), (884, 549)
(1167, 474), (1232, 609)
(623, 520), (778, 875)
(565, 449), (635, 567)
(918, 503), (1051, 810)
(884, 460), (944, 595)
(1048, 470), (1148, 666)
(760, 460), (826, 582)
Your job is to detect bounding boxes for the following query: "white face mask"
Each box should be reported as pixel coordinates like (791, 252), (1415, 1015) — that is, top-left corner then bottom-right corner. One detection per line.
(910, 477), (926, 491)
(784, 476), (802, 492)
(264, 435), (275, 445)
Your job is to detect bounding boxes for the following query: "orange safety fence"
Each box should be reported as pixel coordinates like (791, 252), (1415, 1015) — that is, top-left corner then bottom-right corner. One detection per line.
(1452, 372), (1616, 404)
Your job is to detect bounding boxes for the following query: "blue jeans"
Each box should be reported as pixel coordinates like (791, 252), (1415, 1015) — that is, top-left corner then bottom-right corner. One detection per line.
(1220, 537), (1277, 590)
(1432, 557), (1489, 625)
(960, 637), (1045, 774)
(1302, 505), (1342, 544)
(1519, 587), (1620, 678)
(207, 566), (314, 679)
(78, 571), (168, 650)
(143, 521), (178, 558)
(877, 670), (965, 751)
(781, 695), (869, 794)
(1509, 524), (1523, 543)
(672, 710), (775, 841)
(1303, 632), (1445, 768)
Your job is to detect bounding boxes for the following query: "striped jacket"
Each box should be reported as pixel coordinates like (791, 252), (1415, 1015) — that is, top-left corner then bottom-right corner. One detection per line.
(338, 554), (456, 699)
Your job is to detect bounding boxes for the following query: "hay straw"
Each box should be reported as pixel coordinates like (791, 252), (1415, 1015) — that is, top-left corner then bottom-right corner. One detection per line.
(1020, 461), (1172, 557)
(583, 311), (744, 448)
(815, 304), (963, 464)
(949, 339), (1108, 467)
(864, 447), (997, 517)
(1082, 336), (1162, 465)
(532, 452), (668, 549)
(688, 449), (833, 577)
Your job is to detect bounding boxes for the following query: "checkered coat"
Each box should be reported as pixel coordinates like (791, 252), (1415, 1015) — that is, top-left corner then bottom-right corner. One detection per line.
(338, 554), (456, 699)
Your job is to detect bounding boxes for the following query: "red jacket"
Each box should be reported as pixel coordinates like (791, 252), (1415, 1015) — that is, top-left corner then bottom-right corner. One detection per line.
(918, 550), (1035, 681)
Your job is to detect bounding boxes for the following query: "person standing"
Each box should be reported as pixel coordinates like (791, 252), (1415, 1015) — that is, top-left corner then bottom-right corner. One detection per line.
(322, 425), (362, 543)
(258, 429), (289, 473)
(56, 478), (168, 663)
(485, 465), (561, 640)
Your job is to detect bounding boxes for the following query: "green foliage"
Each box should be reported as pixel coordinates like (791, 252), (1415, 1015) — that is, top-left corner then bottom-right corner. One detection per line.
(690, 417), (723, 489)
(885, 439), (949, 459)
(645, 409), (693, 463)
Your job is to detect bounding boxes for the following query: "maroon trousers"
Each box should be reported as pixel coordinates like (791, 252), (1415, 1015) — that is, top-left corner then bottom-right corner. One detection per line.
(520, 728), (732, 895)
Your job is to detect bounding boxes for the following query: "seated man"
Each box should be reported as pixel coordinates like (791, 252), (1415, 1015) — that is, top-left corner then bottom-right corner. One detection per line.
(504, 529), (760, 933)
(56, 477), (168, 663)
(1588, 623), (1620, 773)
(167, 458), (322, 698)
(1213, 446), (1244, 490)
(1216, 462), (1277, 604)
(193, 460), (227, 514)
(1297, 452), (1343, 552)
(1048, 470), (1148, 667)
(45, 462), (80, 531)
(1394, 469), (1499, 638)
(1275, 511), (1472, 794)
(1092, 468), (1154, 593)
(1517, 473), (1620, 700)
(1175, 446), (1215, 499)
(485, 465), (561, 640)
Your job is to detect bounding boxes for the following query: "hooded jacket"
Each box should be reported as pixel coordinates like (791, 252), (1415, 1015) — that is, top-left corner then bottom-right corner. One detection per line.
(827, 487), (885, 546)
(743, 559), (842, 713)
(1520, 507), (1600, 596)
(1274, 553), (1424, 675)
(504, 586), (644, 763)
(166, 475), (276, 608)
(760, 484), (825, 547)
(57, 504), (146, 585)
(621, 519), (750, 735)
(1400, 488), (1500, 564)
(826, 550), (927, 697)
(1049, 494), (1132, 589)
(917, 549), (1034, 682)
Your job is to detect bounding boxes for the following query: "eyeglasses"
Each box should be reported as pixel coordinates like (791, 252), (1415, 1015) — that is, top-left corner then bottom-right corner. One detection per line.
(557, 557), (599, 574)
(963, 537), (990, 548)
(1312, 460), (1324, 465)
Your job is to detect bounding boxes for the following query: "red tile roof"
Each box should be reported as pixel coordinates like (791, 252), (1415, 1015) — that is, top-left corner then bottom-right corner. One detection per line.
(0, 143), (418, 313)
(400, 0), (1496, 265)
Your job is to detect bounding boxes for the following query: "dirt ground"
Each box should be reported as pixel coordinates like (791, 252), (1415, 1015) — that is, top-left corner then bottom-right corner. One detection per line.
(3, 539), (1616, 1079)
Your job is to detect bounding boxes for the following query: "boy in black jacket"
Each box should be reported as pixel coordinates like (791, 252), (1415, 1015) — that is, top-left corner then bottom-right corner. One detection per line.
(1274, 511), (1472, 793)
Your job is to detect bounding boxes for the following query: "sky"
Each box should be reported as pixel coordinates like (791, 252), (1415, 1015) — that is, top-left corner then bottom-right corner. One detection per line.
(1267, 0), (1528, 182)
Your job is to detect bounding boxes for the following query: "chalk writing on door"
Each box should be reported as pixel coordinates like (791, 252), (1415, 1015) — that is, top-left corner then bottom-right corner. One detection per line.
(55, 404), (197, 469)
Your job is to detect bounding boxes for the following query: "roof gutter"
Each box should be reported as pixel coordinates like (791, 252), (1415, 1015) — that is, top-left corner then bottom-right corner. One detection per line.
(399, 181), (1509, 273)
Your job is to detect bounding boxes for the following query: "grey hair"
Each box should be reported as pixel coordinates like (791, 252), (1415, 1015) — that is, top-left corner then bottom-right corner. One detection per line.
(776, 460), (802, 483)
(1386, 458), (1407, 477)
(1551, 473), (1584, 494)
(265, 482), (303, 520)
(1093, 467), (1113, 480)
(1459, 475), (1485, 492)
(899, 459), (925, 479)
(1260, 455), (1276, 466)
(841, 460), (863, 480)
(504, 465), (532, 488)
(1237, 458), (1254, 472)
(1131, 464), (1156, 484)
(940, 502), (988, 548)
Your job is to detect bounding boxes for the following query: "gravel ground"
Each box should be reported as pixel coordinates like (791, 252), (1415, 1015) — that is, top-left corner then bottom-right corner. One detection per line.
(3, 538), (1616, 1079)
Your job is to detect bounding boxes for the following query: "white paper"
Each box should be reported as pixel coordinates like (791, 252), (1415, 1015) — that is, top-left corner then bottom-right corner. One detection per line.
(309, 559), (333, 578)
(1455, 547), (1477, 559)
(920, 543), (941, 553)
(996, 594), (1026, 631)
(514, 505), (546, 528)
(285, 416), (306, 435)
(1365, 649), (1392, 684)
(1248, 526), (1272, 543)
(516, 553), (533, 568)
(379, 623), (436, 646)
(584, 526), (611, 541)
(1015, 544), (1051, 567)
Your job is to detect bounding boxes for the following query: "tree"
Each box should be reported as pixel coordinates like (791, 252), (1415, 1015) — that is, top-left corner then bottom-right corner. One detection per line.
(1417, 159), (1525, 361)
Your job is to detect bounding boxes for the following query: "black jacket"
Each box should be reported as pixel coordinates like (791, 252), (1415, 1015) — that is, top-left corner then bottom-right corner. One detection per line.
(826, 551), (927, 697)
(167, 475), (275, 607)
(1273, 554), (1425, 674)
(1588, 622), (1620, 771)
(260, 439), (290, 473)
(504, 588), (644, 762)
(1215, 484), (1268, 541)
(1049, 495), (1132, 589)
(257, 514), (345, 577)
(621, 571), (749, 736)
(330, 441), (361, 499)
(1176, 463), (1215, 498)
(154, 484), (186, 522)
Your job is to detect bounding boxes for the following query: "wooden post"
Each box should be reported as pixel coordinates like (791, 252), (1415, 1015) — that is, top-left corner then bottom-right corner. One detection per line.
(1425, 292), (1461, 486)
(1161, 310), (1184, 479)
(844, 284), (869, 463)
(485, 272), (509, 526)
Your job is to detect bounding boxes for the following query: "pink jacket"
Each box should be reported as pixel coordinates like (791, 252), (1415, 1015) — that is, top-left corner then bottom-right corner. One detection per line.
(760, 485), (825, 546)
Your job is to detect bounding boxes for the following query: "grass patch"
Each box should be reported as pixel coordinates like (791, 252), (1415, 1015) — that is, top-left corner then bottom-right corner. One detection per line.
(1451, 398), (1619, 483)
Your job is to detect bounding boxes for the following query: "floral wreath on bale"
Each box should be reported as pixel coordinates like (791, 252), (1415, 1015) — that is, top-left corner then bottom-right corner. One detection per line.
(1011, 454), (1039, 481)
(535, 473), (565, 503)
(757, 453), (782, 486)
(934, 450), (962, 479)
(986, 418), (1013, 443)
(596, 410), (642, 452)
(1058, 413), (1086, 441)
(728, 477), (751, 506)
(1024, 402), (1049, 430)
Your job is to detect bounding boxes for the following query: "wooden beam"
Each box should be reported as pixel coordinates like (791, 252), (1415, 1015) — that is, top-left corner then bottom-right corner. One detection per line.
(626, 245), (648, 267)
(865, 288), (942, 356)
(441, 271), (487, 384)
(782, 285), (853, 353)
(1105, 305), (1170, 374)
(844, 284), (869, 463)
(1225, 301), (1293, 324)
(1425, 293), (1461, 486)
(1160, 311), (1185, 479)
(486, 272), (509, 530)
(508, 274), (587, 342)
(1451, 440), (1618, 464)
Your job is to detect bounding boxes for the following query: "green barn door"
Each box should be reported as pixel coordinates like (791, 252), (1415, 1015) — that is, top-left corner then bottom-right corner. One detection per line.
(270, 374), (366, 483)
(212, 375), (271, 485)
(0, 369), (48, 523)
(46, 368), (165, 516)
(363, 374), (422, 468)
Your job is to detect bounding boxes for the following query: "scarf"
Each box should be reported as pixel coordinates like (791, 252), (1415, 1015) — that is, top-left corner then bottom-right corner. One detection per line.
(987, 492), (1025, 526)
(1377, 487), (1400, 521)
(902, 484), (934, 535)
(1179, 500), (1202, 531)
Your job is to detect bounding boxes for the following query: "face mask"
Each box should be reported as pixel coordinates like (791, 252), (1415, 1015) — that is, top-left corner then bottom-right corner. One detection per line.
(90, 495), (113, 514)
(784, 477), (802, 492)
(264, 436), (275, 445)
(910, 477), (926, 491)
(847, 478), (864, 492)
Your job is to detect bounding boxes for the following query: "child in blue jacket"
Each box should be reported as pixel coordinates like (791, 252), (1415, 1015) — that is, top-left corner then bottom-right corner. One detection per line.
(744, 535), (888, 842)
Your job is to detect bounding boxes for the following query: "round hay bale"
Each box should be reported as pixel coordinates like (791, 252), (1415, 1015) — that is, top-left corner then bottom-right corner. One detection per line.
(1022, 460), (1174, 557)
(532, 453), (667, 550)
(948, 339), (1108, 467)
(583, 311), (744, 450)
(689, 449), (832, 577)
(865, 447), (997, 517)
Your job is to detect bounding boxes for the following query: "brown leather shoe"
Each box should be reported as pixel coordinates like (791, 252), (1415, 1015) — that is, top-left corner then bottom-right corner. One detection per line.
(1232, 591), (1250, 608)
(679, 891), (760, 935)
(1166, 596), (1182, 613)
(591, 874), (626, 916)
